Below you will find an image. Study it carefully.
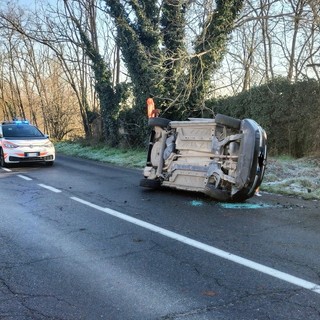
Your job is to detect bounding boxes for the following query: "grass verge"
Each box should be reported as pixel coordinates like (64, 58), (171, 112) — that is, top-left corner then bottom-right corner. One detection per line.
(55, 141), (146, 168)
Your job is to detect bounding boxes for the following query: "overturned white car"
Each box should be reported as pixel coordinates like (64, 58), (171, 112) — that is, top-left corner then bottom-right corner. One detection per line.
(140, 114), (267, 202)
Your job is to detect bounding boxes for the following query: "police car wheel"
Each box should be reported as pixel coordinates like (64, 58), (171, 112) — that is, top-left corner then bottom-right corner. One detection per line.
(0, 149), (8, 168)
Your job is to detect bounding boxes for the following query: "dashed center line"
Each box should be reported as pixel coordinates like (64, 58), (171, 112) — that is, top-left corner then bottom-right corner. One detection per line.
(18, 175), (33, 181)
(38, 183), (62, 193)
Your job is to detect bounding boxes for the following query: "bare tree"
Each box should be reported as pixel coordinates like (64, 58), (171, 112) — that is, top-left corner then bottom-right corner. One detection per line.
(0, 4), (87, 138)
(0, 1), (103, 138)
(215, 0), (320, 95)
(62, 0), (119, 145)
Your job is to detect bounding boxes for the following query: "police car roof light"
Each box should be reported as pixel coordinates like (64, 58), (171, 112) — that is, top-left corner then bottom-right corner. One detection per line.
(14, 120), (29, 124)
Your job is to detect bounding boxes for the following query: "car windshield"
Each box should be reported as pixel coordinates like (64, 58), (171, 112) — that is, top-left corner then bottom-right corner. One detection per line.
(2, 124), (44, 138)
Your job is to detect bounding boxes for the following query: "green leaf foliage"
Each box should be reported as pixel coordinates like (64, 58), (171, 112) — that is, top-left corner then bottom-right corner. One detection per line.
(103, 0), (244, 143)
(208, 77), (320, 157)
(72, 15), (120, 146)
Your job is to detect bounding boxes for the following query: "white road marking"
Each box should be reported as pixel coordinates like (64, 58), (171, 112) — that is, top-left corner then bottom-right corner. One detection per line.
(38, 184), (61, 193)
(71, 196), (320, 295)
(1, 168), (11, 172)
(18, 175), (32, 181)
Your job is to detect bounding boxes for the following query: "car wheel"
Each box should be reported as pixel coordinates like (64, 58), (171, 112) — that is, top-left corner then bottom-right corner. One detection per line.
(0, 148), (8, 168)
(215, 114), (241, 130)
(230, 191), (251, 202)
(140, 178), (161, 189)
(45, 161), (54, 167)
(204, 185), (231, 202)
(148, 117), (171, 128)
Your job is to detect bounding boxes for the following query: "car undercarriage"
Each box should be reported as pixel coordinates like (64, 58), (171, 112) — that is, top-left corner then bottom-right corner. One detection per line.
(140, 114), (267, 202)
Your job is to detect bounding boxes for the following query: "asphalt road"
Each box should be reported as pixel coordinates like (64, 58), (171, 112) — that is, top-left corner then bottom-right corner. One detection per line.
(0, 154), (320, 320)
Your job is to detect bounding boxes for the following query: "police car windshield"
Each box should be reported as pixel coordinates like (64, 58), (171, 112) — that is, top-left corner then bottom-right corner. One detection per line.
(2, 124), (44, 138)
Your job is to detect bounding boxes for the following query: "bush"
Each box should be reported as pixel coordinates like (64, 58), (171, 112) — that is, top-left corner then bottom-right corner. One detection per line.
(207, 78), (320, 157)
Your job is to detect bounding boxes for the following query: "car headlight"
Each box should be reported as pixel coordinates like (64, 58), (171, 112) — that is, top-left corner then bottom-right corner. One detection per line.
(3, 140), (18, 148)
(43, 141), (54, 148)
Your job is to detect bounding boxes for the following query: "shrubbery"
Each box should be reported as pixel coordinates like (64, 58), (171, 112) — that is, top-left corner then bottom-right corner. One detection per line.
(207, 78), (320, 157)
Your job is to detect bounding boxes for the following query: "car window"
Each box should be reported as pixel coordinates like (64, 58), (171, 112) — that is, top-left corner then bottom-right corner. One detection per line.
(2, 125), (44, 138)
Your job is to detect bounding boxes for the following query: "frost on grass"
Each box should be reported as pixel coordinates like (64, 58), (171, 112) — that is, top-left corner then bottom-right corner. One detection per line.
(262, 156), (320, 200)
(55, 141), (146, 168)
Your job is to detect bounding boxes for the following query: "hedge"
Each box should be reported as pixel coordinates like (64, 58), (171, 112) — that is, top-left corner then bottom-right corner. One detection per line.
(207, 78), (320, 157)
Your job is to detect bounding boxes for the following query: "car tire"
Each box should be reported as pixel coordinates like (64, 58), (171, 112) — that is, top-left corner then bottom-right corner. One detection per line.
(230, 191), (251, 202)
(204, 185), (231, 202)
(139, 178), (161, 189)
(0, 148), (8, 168)
(45, 161), (54, 167)
(148, 117), (171, 128)
(215, 114), (241, 130)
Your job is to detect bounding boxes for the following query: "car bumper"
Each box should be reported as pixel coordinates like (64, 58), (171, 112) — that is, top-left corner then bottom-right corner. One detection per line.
(3, 149), (55, 163)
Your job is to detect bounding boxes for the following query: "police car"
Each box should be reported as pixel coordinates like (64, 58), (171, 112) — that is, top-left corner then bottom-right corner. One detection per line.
(0, 120), (55, 167)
